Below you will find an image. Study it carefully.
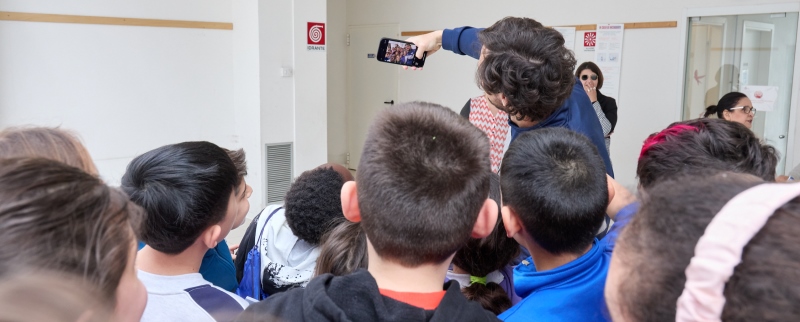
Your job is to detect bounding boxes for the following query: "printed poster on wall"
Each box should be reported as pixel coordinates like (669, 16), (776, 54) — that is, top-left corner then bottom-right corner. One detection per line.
(594, 24), (624, 100)
(575, 30), (597, 65)
(742, 85), (779, 112)
(553, 27), (577, 53)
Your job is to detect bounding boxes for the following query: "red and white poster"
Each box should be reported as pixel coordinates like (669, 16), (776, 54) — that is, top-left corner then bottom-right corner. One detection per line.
(307, 22), (325, 51)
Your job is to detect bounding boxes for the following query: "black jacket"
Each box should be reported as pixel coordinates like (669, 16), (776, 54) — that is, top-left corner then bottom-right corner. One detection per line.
(235, 269), (500, 322)
(596, 91), (618, 132)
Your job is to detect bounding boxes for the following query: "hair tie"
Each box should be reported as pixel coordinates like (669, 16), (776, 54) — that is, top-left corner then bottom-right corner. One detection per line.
(676, 182), (800, 322)
(469, 275), (487, 285)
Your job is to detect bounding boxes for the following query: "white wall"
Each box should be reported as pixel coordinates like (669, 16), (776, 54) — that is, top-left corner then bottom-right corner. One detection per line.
(338, 0), (800, 188)
(0, 0), (237, 186)
(327, 0), (348, 165)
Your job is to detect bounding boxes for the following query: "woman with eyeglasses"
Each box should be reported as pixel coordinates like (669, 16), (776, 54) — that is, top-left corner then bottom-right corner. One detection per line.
(703, 92), (755, 129)
(576, 62), (617, 153)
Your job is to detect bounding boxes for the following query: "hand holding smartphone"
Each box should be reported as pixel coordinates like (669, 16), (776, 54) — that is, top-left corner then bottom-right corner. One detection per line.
(376, 38), (426, 68)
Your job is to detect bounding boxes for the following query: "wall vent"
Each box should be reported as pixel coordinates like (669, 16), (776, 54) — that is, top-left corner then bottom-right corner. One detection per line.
(265, 143), (293, 204)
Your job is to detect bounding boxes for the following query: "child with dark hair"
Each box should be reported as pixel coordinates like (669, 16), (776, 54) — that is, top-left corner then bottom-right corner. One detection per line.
(234, 163), (353, 295)
(122, 142), (251, 322)
(604, 118), (779, 248)
(237, 102), (500, 321)
(314, 218), (368, 277)
(448, 172), (520, 315)
(498, 127), (612, 322)
(606, 173), (800, 321)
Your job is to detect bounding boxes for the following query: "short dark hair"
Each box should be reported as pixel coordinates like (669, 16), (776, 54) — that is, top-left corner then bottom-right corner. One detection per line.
(500, 128), (607, 255)
(452, 172), (519, 315)
(575, 61), (604, 89)
(616, 173), (800, 321)
(121, 141), (239, 254)
(637, 118), (777, 190)
(0, 158), (142, 300)
(284, 166), (347, 245)
(477, 17), (577, 122)
(357, 101), (490, 266)
(704, 91), (748, 118)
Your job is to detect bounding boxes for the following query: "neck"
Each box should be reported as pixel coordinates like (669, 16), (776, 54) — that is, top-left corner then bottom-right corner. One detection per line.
(136, 241), (209, 275)
(510, 115), (538, 128)
(366, 240), (450, 293)
(487, 102), (500, 117)
(524, 239), (592, 272)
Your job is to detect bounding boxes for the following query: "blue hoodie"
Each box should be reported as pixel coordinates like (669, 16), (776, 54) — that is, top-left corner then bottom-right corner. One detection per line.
(442, 27), (614, 177)
(498, 239), (613, 322)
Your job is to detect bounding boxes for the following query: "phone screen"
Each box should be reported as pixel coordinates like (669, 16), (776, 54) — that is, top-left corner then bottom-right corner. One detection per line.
(377, 38), (425, 67)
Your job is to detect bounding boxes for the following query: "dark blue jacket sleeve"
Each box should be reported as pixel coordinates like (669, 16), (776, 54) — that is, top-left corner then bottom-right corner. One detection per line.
(441, 27), (484, 59)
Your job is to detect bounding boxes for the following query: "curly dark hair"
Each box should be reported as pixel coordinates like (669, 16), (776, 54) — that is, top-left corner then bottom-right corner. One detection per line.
(477, 17), (577, 122)
(284, 166), (347, 245)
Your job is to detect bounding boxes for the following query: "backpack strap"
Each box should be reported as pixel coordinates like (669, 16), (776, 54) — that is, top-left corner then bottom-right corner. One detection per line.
(254, 206), (283, 250)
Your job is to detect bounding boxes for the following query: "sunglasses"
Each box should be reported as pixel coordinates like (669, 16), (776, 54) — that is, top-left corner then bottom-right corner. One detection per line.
(729, 106), (757, 114)
(581, 74), (598, 81)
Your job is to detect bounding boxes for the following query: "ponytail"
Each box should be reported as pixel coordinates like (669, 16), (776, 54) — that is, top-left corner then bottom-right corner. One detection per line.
(462, 282), (512, 315)
(704, 105), (721, 118)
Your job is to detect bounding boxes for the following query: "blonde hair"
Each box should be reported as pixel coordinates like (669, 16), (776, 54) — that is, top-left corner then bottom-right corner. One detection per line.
(0, 126), (97, 174)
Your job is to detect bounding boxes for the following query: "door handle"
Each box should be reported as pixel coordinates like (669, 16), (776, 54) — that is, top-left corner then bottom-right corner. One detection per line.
(384, 100), (394, 105)
(779, 135), (786, 139)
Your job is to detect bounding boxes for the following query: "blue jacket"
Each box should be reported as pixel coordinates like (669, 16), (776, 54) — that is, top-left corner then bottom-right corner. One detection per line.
(442, 27), (614, 177)
(499, 239), (613, 322)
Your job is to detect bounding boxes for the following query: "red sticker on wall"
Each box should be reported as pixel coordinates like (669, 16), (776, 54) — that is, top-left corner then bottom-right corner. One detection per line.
(584, 32), (596, 47)
(307, 22), (325, 45)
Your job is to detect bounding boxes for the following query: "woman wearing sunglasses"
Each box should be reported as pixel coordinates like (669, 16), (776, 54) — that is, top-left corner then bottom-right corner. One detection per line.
(576, 62), (617, 153)
(703, 92), (755, 129)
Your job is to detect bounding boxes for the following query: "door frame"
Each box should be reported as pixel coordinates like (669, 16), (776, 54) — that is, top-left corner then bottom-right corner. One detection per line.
(678, 2), (800, 169)
(345, 23), (399, 171)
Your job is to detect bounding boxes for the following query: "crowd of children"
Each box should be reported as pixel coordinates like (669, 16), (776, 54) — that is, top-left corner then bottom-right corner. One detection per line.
(1, 15), (799, 322)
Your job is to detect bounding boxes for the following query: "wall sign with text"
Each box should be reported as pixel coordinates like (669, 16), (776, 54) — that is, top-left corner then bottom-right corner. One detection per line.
(307, 22), (325, 51)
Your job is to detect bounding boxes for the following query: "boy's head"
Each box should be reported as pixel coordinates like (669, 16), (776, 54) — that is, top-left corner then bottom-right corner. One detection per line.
(637, 118), (777, 190)
(285, 163), (352, 245)
(606, 173), (800, 321)
(121, 141), (242, 254)
(500, 128), (608, 255)
(477, 17), (577, 122)
(0, 158), (144, 304)
(341, 101), (495, 267)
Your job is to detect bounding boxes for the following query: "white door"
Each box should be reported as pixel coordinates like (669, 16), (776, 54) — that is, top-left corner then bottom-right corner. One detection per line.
(346, 24), (398, 171)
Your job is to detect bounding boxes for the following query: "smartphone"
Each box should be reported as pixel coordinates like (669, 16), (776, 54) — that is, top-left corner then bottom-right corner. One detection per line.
(376, 38), (426, 68)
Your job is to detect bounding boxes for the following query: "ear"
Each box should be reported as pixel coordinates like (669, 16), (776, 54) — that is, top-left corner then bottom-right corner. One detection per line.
(722, 110), (732, 121)
(501, 206), (524, 238)
(607, 175), (616, 207)
(341, 181), (362, 223)
(201, 224), (222, 249)
(499, 93), (509, 107)
(471, 198), (499, 238)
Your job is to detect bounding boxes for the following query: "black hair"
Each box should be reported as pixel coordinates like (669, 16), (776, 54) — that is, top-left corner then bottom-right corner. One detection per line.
(704, 92), (748, 118)
(357, 101), (490, 267)
(500, 127), (607, 255)
(452, 172), (518, 315)
(477, 17), (577, 122)
(284, 166), (347, 245)
(121, 141), (239, 254)
(637, 118), (777, 190)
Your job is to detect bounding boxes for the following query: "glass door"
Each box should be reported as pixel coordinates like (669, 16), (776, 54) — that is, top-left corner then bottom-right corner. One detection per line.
(683, 12), (798, 174)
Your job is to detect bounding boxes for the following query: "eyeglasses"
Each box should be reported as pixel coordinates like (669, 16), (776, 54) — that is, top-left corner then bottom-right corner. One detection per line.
(581, 74), (598, 81)
(729, 106), (757, 114)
